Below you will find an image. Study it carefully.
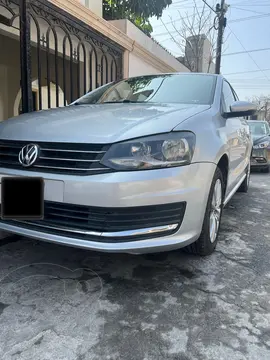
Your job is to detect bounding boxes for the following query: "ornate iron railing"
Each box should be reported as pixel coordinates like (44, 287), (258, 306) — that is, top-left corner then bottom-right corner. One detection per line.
(0, 0), (124, 113)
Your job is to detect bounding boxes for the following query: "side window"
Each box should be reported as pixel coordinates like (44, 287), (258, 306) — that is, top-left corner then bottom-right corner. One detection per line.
(222, 81), (236, 113)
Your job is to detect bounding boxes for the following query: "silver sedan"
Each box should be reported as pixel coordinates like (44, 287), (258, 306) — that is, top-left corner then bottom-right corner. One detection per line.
(0, 73), (255, 255)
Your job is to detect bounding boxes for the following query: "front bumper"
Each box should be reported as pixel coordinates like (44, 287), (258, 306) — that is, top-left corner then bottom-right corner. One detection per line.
(0, 162), (216, 254)
(251, 147), (270, 168)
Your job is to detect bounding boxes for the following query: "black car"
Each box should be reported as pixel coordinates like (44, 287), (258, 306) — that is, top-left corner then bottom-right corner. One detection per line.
(248, 120), (270, 173)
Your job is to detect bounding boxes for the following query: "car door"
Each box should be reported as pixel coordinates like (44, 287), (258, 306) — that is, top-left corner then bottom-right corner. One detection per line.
(222, 80), (248, 192)
(231, 86), (252, 171)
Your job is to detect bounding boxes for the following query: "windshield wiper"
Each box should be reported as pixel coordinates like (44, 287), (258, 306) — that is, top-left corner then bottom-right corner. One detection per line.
(102, 100), (146, 104)
(72, 99), (146, 105)
(120, 99), (141, 103)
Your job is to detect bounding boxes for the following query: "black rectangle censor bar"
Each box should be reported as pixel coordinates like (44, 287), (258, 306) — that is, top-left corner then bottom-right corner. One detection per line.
(1, 177), (44, 220)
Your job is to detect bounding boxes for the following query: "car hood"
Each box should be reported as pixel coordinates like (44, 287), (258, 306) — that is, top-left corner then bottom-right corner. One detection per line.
(252, 134), (270, 145)
(0, 103), (210, 143)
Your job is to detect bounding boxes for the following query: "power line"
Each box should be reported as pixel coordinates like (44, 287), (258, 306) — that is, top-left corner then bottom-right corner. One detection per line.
(153, 4), (214, 30)
(224, 69), (270, 76)
(231, 12), (270, 22)
(154, 13), (199, 31)
(154, 12), (269, 33)
(152, 13), (270, 37)
(230, 6), (268, 15)
(227, 25), (270, 83)
(232, 0), (270, 5)
(232, 4), (270, 7)
(153, 1), (216, 30)
(201, 0), (217, 13)
(171, 0), (196, 5)
(152, 0), (205, 29)
(222, 47), (270, 56)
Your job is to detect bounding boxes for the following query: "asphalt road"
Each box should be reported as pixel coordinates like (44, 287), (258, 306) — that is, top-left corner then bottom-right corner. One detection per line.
(0, 173), (270, 360)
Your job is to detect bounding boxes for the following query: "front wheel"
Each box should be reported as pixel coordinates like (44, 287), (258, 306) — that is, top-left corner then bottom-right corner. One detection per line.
(261, 165), (270, 173)
(184, 167), (224, 256)
(238, 160), (251, 193)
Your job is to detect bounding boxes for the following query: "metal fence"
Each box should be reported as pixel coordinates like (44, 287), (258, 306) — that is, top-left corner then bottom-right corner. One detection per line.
(0, 0), (124, 113)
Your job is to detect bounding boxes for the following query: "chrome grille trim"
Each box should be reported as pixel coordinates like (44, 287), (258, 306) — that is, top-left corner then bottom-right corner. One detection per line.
(34, 165), (107, 171)
(0, 152), (17, 156)
(39, 156), (101, 162)
(41, 148), (106, 153)
(0, 140), (111, 175)
(0, 200), (186, 242)
(0, 144), (21, 148)
(8, 220), (179, 237)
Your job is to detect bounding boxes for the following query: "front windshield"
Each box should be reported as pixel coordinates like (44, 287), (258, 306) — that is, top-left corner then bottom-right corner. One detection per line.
(248, 121), (270, 136)
(74, 74), (216, 106)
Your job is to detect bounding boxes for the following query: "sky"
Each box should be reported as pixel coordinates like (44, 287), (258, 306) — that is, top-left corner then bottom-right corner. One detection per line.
(149, 0), (270, 100)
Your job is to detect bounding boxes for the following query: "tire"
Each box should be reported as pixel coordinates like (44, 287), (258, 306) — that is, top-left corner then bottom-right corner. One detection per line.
(238, 160), (251, 193)
(261, 166), (270, 173)
(184, 167), (224, 256)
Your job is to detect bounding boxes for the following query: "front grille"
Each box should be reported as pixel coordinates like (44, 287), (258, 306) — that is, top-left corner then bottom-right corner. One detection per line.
(0, 201), (186, 242)
(0, 140), (112, 175)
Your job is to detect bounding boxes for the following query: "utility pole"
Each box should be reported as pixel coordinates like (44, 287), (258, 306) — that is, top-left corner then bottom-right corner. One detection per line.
(215, 0), (228, 74)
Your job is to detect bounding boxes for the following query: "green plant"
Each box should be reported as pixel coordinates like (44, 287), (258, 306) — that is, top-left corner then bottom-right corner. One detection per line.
(103, 0), (172, 35)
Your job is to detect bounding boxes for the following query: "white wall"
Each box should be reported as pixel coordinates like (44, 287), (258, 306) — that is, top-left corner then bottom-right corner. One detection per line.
(128, 53), (162, 77)
(110, 19), (189, 75)
(0, 33), (22, 121)
(125, 21), (188, 72)
(79, 0), (103, 17)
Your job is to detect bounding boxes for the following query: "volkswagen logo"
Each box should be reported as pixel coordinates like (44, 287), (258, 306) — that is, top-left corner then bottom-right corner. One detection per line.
(18, 144), (39, 167)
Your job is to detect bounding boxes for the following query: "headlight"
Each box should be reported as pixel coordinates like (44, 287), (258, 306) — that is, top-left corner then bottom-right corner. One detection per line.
(100, 132), (196, 171)
(253, 141), (270, 149)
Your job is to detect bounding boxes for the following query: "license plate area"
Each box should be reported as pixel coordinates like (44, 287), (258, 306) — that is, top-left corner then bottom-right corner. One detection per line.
(0, 176), (64, 204)
(252, 149), (265, 158)
(1, 176), (44, 220)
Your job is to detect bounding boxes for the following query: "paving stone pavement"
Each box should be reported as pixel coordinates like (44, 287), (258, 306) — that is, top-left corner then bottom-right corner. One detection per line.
(0, 173), (269, 360)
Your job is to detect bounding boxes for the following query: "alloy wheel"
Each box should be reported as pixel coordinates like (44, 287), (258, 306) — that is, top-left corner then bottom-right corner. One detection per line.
(209, 179), (222, 244)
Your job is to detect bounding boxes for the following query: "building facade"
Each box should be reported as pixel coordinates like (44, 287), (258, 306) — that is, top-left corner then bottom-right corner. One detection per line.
(177, 34), (215, 74)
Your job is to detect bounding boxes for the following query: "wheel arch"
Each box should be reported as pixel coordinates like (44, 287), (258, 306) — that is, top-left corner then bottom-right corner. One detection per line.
(216, 153), (229, 195)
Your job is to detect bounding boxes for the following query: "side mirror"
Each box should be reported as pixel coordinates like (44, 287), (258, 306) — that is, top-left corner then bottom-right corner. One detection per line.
(224, 101), (257, 118)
